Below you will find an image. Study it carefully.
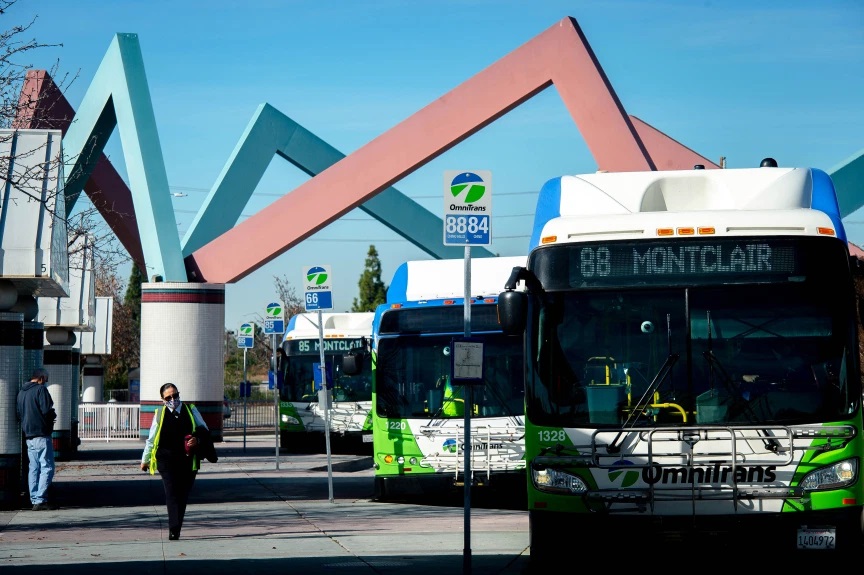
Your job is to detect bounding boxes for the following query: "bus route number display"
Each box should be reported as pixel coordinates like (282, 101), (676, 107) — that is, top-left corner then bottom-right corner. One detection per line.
(568, 239), (800, 285)
(444, 214), (490, 245)
(285, 338), (365, 355)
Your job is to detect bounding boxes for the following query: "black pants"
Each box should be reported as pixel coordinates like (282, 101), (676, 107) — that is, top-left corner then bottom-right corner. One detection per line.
(159, 463), (198, 534)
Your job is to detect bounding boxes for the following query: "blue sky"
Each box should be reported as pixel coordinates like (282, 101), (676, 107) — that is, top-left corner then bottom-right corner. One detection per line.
(17, 0), (864, 330)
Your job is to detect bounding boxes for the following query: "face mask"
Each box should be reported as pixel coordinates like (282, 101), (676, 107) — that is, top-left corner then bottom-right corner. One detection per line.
(166, 399), (181, 410)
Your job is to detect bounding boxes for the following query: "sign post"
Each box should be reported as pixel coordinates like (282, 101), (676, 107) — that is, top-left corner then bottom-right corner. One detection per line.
(264, 301), (285, 469)
(237, 322), (255, 453)
(302, 265), (335, 502)
(444, 169), (492, 575)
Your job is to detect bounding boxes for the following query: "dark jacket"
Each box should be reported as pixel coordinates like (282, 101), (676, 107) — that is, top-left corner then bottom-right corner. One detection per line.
(17, 381), (56, 439)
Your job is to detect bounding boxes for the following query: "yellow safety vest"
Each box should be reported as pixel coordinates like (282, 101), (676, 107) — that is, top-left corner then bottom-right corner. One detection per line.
(442, 380), (465, 417)
(146, 403), (199, 474)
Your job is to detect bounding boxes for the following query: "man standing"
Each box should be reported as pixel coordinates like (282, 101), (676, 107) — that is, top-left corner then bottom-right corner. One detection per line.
(17, 368), (57, 510)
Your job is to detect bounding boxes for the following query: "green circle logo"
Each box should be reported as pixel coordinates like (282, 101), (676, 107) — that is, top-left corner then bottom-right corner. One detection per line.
(306, 266), (328, 285)
(266, 302), (282, 317)
(449, 172), (486, 204)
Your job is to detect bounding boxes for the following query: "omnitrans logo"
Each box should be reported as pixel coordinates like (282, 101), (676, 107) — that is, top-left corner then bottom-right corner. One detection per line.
(642, 462), (777, 485)
(266, 302), (282, 317)
(305, 266), (328, 286)
(448, 172), (487, 212)
(608, 460), (640, 487)
(608, 461), (778, 486)
(441, 438), (504, 454)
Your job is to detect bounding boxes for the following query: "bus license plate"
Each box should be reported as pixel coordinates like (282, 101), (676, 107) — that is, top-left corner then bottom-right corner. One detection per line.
(797, 528), (835, 550)
(362, 434), (373, 443)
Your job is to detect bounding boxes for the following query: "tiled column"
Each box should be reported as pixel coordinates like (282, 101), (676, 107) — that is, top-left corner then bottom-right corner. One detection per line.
(0, 311), (23, 510)
(140, 283), (225, 441)
(19, 321), (43, 499)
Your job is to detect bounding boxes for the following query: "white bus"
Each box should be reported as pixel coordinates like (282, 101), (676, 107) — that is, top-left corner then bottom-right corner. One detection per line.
(367, 256), (527, 502)
(497, 160), (864, 559)
(278, 311), (373, 454)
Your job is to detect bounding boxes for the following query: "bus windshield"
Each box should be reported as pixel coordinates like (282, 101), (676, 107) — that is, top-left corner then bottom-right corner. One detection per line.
(527, 242), (858, 428)
(376, 333), (524, 419)
(281, 344), (372, 403)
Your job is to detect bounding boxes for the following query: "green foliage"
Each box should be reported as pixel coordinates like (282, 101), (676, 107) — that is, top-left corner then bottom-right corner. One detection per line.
(124, 262), (143, 327)
(352, 245), (387, 312)
(223, 328), (270, 387)
(94, 264), (140, 395)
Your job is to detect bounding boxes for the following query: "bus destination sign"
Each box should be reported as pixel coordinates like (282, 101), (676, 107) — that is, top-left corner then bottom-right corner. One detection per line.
(537, 238), (814, 289)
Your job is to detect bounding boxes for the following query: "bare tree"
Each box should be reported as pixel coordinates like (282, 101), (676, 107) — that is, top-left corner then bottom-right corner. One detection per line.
(243, 274), (306, 361)
(0, 0), (77, 208)
(273, 274), (305, 320)
(0, 3), (140, 393)
(67, 202), (133, 284)
(0, 1), (71, 130)
(1, 2), (133, 288)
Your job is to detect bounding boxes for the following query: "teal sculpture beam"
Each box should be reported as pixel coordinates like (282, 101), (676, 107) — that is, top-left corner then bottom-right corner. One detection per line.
(62, 33), (186, 282)
(181, 103), (494, 259)
(831, 149), (864, 218)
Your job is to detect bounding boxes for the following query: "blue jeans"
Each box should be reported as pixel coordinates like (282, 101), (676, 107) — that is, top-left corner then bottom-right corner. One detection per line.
(26, 436), (55, 505)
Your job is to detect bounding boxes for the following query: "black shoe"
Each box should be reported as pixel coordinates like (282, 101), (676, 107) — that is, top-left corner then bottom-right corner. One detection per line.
(169, 530), (180, 540)
(32, 502), (58, 511)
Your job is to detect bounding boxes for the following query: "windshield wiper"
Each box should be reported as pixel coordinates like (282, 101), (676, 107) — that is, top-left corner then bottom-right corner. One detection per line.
(703, 350), (782, 453)
(607, 353), (679, 453)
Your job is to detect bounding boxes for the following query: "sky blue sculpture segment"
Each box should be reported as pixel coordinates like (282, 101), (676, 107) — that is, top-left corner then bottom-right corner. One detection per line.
(61, 33), (186, 282)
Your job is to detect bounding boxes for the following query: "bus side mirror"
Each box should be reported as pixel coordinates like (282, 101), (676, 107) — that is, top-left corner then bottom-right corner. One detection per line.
(342, 352), (362, 376)
(498, 290), (527, 335)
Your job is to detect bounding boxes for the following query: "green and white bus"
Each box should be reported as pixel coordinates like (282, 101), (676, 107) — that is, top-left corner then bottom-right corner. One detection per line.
(368, 256), (527, 502)
(497, 160), (864, 557)
(278, 311), (374, 454)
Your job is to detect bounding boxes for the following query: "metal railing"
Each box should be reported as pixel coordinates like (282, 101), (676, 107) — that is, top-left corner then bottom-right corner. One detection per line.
(78, 402), (141, 441)
(223, 400), (276, 431)
(77, 401), (276, 441)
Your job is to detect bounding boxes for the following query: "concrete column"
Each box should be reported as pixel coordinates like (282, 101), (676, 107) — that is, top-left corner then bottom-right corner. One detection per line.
(140, 283), (225, 441)
(44, 328), (77, 461)
(22, 322), (44, 379)
(69, 347), (80, 452)
(81, 357), (103, 402)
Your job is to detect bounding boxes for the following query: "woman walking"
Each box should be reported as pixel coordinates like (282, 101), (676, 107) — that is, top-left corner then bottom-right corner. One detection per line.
(140, 383), (210, 540)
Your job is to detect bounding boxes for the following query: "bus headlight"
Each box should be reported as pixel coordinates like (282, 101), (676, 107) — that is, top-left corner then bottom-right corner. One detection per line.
(532, 467), (588, 494)
(799, 458), (858, 491)
(281, 414), (300, 425)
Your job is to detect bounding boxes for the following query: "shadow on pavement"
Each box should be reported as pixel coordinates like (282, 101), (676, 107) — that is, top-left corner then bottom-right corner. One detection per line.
(3, 554), (532, 575)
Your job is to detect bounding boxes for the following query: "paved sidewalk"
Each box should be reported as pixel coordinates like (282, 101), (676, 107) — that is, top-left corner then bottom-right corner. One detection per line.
(0, 435), (531, 574)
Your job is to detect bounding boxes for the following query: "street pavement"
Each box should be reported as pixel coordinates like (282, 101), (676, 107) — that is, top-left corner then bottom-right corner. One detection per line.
(0, 434), (531, 574)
